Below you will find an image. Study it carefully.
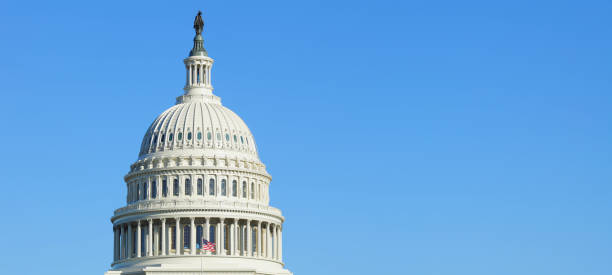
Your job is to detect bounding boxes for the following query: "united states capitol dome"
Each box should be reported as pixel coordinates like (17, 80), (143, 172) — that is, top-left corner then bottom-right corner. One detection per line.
(138, 98), (259, 161)
(107, 12), (291, 275)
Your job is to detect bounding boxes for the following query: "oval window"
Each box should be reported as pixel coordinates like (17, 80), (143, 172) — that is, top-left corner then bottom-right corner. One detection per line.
(225, 133), (230, 141)
(161, 134), (166, 142)
(187, 132), (192, 140)
(178, 132), (183, 140)
(216, 133), (221, 140)
(240, 136), (244, 144)
(233, 135), (237, 142)
(197, 132), (202, 140)
(169, 133), (173, 141)
(207, 132), (212, 140)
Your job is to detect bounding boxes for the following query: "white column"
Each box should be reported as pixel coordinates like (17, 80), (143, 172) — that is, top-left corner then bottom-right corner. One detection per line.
(257, 221), (262, 257)
(234, 219), (239, 255)
(208, 64), (212, 86)
(127, 223), (133, 258)
(113, 227), (118, 261)
(148, 219), (153, 256)
(161, 218), (166, 256)
(275, 225), (279, 260)
(153, 225), (159, 256)
(120, 225), (125, 259)
(190, 217), (196, 255)
(270, 224), (276, 259)
(279, 226), (283, 261)
(246, 220), (252, 257)
(265, 223), (270, 258)
(219, 218), (225, 255)
(188, 64), (192, 86)
(136, 221), (141, 257)
(175, 218), (181, 255)
(185, 65), (188, 86)
(205, 217), (210, 241)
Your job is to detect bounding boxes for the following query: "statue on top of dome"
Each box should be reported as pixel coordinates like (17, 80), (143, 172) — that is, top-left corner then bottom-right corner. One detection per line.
(194, 11), (204, 35)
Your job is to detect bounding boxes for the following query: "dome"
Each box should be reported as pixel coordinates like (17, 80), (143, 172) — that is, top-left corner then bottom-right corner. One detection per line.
(138, 99), (259, 161)
(107, 12), (292, 275)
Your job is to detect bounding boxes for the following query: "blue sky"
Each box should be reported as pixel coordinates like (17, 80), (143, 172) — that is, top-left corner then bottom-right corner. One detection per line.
(0, 1), (611, 274)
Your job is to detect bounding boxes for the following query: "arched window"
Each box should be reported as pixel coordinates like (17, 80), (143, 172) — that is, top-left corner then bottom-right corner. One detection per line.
(209, 179), (215, 196)
(151, 180), (157, 199)
(173, 179), (179, 196)
(136, 183), (141, 201)
(232, 180), (237, 197)
(185, 178), (191, 195)
(162, 179), (168, 197)
(221, 179), (227, 196)
(169, 133), (174, 141)
(257, 184), (261, 200)
(143, 182), (148, 199)
(161, 134), (166, 143)
(197, 178), (203, 195)
(250, 182), (255, 199)
(242, 181), (247, 198)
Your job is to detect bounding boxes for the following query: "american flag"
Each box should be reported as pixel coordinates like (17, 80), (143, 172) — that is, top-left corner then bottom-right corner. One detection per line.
(200, 239), (216, 252)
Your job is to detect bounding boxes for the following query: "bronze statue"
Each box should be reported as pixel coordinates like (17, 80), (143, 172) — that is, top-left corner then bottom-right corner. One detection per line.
(194, 11), (204, 35)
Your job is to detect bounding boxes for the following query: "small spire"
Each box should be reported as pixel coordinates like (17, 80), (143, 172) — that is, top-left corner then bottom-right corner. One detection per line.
(190, 11), (208, 56)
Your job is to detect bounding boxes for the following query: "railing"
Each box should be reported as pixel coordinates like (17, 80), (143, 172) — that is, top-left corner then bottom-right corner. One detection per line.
(113, 200), (283, 217)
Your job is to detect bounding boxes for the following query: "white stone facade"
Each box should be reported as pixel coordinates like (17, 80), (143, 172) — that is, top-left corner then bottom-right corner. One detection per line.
(105, 13), (292, 275)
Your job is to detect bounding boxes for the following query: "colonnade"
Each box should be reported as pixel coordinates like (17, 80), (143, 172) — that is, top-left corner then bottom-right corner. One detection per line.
(113, 217), (282, 263)
(186, 62), (211, 87)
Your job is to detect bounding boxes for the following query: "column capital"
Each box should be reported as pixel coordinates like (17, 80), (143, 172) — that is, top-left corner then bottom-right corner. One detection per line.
(190, 216), (195, 221)
(161, 218), (166, 222)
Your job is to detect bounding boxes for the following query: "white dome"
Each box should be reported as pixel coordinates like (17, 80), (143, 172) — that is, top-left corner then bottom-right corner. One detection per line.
(138, 99), (259, 161)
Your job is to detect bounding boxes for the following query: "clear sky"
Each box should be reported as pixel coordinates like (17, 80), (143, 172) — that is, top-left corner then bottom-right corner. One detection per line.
(0, 1), (611, 274)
